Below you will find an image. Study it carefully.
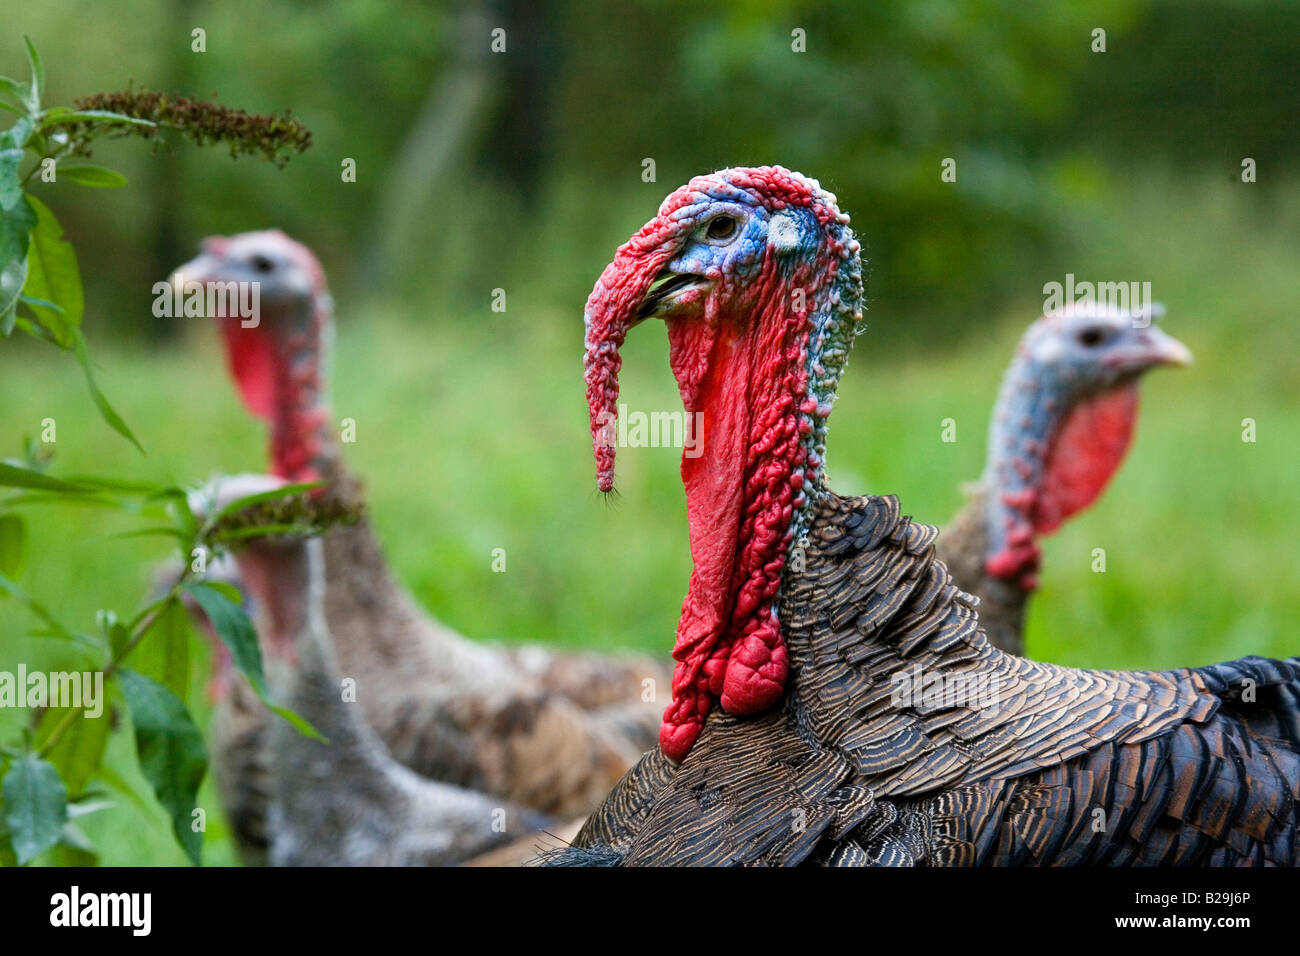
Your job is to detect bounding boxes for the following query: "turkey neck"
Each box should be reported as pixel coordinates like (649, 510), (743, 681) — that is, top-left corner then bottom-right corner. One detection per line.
(239, 296), (452, 673)
(658, 246), (862, 761)
(230, 537), (312, 666)
(581, 172), (864, 762)
(937, 492), (1026, 656)
(270, 538), (401, 786)
(224, 292), (341, 489)
(270, 294), (336, 488)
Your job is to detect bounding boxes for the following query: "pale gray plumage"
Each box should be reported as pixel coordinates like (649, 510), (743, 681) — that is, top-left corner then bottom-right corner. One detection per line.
(266, 535), (551, 867)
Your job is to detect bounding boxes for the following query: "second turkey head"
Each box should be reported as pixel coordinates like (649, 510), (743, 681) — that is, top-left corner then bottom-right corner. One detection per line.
(173, 230), (334, 484)
(984, 303), (1192, 590)
(583, 165), (865, 761)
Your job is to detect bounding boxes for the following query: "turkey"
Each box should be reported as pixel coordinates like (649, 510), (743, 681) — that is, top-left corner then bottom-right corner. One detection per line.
(191, 475), (553, 865)
(937, 304), (1191, 656)
(172, 231), (667, 865)
(556, 166), (1300, 866)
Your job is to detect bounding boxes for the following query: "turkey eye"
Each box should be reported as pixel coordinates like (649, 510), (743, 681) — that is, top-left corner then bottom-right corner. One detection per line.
(706, 216), (736, 241)
(250, 255), (274, 274)
(1078, 327), (1106, 347)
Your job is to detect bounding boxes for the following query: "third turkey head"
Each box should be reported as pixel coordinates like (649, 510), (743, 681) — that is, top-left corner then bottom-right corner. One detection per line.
(583, 165), (865, 761)
(173, 230), (334, 484)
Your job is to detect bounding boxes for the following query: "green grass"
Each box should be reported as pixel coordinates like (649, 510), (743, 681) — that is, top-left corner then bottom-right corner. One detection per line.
(0, 169), (1296, 864)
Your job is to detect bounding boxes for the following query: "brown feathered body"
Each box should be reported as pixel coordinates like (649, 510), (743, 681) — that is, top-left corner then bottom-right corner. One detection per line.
(212, 475), (664, 865)
(316, 499), (659, 814)
(572, 493), (1300, 866)
(210, 678), (272, 865)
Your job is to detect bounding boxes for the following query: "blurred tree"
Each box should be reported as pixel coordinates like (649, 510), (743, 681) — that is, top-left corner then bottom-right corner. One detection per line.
(147, 0), (199, 341)
(5, 0), (1298, 341)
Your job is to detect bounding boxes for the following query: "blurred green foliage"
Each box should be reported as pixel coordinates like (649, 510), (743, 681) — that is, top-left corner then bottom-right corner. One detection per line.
(4, 0), (1297, 337)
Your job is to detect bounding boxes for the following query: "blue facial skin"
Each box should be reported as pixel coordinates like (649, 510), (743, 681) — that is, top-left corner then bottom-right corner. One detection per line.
(667, 205), (766, 283)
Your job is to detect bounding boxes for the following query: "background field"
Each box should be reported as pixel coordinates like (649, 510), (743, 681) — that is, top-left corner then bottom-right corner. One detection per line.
(1, 0), (1296, 864)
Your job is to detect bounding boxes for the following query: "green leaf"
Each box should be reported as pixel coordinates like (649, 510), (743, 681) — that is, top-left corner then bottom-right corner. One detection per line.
(61, 473), (161, 494)
(107, 619), (130, 660)
(54, 163), (127, 188)
(2, 753), (68, 864)
(0, 145), (34, 322)
(132, 598), (190, 699)
(111, 525), (190, 542)
(0, 461), (88, 492)
(117, 669), (206, 866)
(0, 115), (34, 153)
(22, 37), (43, 111)
(0, 568), (85, 645)
(183, 581), (264, 691)
(17, 292), (61, 312)
(20, 195), (82, 347)
(36, 702), (113, 800)
(71, 327), (143, 452)
(0, 77), (29, 111)
(197, 578), (243, 604)
(0, 150), (30, 217)
(0, 512), (24, 577)
(0, 490), (129, 511)
(183, 581), (323, 741)
(264, 701), (325, 740)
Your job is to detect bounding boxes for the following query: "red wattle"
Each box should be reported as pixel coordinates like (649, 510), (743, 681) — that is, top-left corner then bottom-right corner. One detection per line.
(1034, 383), (1138, 534)
(221, 319), (279, 422)
(220, 316), (326, 485)
(657, 258), (811, 758)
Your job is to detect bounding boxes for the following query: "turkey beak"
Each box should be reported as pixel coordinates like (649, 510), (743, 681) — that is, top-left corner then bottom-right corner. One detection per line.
(169, 250), (225, 292)
(1138, 327), (1193, 368)
(638, 268), (701, 320)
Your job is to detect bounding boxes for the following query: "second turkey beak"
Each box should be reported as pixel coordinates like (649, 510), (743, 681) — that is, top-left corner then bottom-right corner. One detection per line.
(1138, 326), (1193, 368)
(169, 251), (225, 293)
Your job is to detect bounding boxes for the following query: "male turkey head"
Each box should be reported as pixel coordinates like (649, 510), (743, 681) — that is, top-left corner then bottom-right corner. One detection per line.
(583, 166), (864, 761)
(172, 231), (333, 483)
(984, 303), (1191, 590)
